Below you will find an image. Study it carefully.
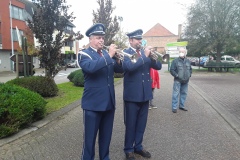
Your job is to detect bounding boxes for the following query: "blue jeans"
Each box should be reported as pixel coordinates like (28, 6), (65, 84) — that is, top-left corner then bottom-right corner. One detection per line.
(172, 80), (188, 110)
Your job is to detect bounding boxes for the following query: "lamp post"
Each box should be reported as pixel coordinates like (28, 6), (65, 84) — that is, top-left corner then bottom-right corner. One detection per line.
(9, 0), (20, 77)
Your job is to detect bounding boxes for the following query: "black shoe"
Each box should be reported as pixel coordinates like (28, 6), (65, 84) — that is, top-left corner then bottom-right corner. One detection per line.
(134, 149), (151, 158)
(179, 107), (188, 111)
(172, 109), (177, 113)
(126, 152), (135, 160)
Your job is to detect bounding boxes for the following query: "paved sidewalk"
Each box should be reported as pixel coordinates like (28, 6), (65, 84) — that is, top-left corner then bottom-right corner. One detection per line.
(0, 68), (45, 83)
(190, 72), (240, 135)
(0, 71), (18, 83)
(1, 65), (240, 160)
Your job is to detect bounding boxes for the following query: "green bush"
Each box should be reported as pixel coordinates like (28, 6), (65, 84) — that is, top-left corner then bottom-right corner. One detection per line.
(72, 70), (84, 87)
(114, 72), (124, 78)
(67, 69), (82, 82)
(0, 83), (47, 138)
(6, 76), (58, 97)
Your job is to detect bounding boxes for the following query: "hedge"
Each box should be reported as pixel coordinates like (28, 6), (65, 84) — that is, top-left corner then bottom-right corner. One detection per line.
(0, 83), (47, 138)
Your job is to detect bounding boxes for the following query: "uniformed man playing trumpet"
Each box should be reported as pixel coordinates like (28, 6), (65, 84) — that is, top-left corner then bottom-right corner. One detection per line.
(122, 29), (162, 160)
(78, 23), (123, 160)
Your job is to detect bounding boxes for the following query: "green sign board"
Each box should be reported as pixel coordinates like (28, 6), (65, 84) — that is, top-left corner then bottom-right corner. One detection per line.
(65, 51), (75, 54)
(166, 41), (188, 47)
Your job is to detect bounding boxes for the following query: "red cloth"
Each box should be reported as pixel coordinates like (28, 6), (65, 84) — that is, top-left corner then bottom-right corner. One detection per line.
(150, 68), (160, 89)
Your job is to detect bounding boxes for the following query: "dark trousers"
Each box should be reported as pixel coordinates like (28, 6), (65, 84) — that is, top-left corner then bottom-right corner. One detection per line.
(81, 109), (115, 160)
(123, 101), (149, 153)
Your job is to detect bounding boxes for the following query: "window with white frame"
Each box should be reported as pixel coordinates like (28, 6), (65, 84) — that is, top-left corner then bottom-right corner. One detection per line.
(11, 5), (25, 21)
(66, 26), (73, 31)
(12, 29), (23, 41)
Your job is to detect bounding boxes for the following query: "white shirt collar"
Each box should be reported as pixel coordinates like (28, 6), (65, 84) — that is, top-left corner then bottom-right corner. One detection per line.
(130, 46), (138, 53)
(90, 46), (101, 52)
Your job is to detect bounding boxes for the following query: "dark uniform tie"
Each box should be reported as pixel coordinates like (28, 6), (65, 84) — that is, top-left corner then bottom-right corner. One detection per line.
(97, 50), (103, 56)
(136, 49), (141, 56)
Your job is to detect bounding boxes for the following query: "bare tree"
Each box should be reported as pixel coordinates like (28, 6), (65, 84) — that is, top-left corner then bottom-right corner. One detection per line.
(92, 0), (120, 46)
(184, 0), (240, 62)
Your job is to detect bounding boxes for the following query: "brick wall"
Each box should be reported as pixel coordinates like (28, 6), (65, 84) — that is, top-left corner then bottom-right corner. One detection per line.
(0, 0), (26, 50)
(143, 36), (178, 53)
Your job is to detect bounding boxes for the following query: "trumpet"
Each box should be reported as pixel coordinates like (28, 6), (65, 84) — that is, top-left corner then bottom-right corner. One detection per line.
(150, 50), (163, 60)
(150, 50), (169, 62)
(103, 45), (139, 63)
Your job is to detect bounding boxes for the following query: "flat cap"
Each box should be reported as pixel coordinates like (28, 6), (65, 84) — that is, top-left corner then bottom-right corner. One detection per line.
(126, 29), (143, 39)
(85, 23), (105, 37)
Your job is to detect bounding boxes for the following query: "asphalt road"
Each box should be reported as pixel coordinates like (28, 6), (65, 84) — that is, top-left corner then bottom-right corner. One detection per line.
(0, 67), (80, 84)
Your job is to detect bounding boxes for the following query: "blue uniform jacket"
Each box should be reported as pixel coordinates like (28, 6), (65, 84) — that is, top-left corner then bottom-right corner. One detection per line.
(78, 47), (123, 111)
(122, 48), (162, 102)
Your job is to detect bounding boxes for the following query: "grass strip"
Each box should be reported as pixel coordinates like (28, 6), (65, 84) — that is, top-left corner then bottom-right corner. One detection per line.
(44, 82), (83, 113)
(45, 78), (122, 114)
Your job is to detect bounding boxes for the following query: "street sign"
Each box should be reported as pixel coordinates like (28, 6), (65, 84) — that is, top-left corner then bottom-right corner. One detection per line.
(10, 55), (31, 62)
(166, 41), (188, 58)
(166, 41), (188, 47)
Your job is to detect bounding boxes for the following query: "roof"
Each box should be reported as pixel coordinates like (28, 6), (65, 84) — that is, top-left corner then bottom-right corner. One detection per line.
(67, 21), (76, 28)
(143, 23), (176, 37)
(20, 0), (75, 28)
(20, 0), (36, 17)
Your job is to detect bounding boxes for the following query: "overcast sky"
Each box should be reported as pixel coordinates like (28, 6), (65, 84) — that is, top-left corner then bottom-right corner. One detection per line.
(66, 0), (195, 47)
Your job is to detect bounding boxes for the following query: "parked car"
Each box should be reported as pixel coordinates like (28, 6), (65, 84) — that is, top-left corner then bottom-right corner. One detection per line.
(204, 55), (240, 67)
(67, 60), (78, 68)
(221, 55), (240, 67)
(194, 58), (199, 66)
(199, 56), (209, 66)
(188, 57), (199, 66)
(195, 56), (203, 66)
(195, 56), (213, 66)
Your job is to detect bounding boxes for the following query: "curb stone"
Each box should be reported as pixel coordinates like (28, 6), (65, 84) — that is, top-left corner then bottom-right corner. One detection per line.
(0, 99), (81, 147)
(189, 81), (240, 136)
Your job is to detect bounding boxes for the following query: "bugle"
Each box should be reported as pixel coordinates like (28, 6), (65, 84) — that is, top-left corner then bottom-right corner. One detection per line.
(104, 45), (139, 63)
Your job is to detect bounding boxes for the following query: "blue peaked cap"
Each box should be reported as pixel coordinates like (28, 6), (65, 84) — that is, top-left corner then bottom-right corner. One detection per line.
(85, 23), (105, 37)
(126, 29), (143, 39)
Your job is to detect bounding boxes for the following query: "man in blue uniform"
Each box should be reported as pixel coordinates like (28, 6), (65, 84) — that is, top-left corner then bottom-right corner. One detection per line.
(78, 23), (123, 160)
(122, 29), (162, 160)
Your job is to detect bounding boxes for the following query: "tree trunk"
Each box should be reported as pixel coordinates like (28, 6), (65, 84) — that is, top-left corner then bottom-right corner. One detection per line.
(215, 45), (222, 72)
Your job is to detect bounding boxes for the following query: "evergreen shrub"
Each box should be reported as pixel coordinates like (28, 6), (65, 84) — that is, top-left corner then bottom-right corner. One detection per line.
(6, 76), (58, 97)
(0, 83), (47, 138)
(72, 70), (84, 87)
(67, 69), (81, 82)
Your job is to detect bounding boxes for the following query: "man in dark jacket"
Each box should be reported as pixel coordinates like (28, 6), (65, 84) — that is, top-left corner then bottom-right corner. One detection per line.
(122, 29), (162, 160)
(170, 48), (192, 113)
(78, 23), (123, 160)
